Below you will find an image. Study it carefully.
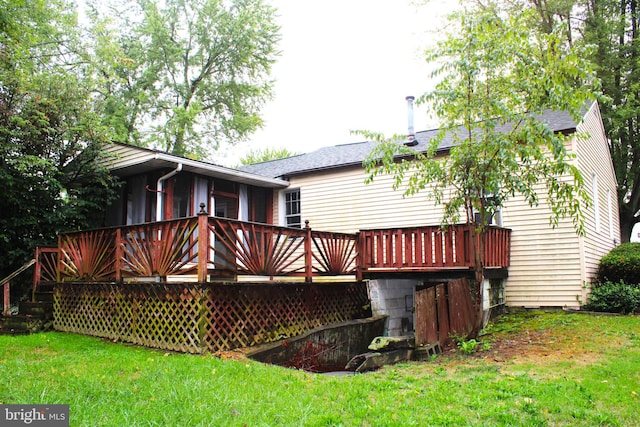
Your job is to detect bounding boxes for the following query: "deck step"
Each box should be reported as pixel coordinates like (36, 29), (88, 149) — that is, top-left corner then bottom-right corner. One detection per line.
(0, 321), (30, 335)
(0, 314), (51, 334)
(33, 291), (54, 303)
(19, 301), (53, 320)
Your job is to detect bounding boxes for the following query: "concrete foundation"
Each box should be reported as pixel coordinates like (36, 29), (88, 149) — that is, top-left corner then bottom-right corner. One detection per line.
(367, 279), (420, 336)
(246, 315), (387, 372)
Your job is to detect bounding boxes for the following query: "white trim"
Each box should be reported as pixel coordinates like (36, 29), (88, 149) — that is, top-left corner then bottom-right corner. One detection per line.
(103, 142), (289, 188)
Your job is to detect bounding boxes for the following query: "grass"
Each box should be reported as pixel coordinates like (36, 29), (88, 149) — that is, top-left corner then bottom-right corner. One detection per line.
(1, 311), (639, 426)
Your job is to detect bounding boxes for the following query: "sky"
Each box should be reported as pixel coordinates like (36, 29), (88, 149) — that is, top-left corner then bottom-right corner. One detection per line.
(218, 0), (456, 166)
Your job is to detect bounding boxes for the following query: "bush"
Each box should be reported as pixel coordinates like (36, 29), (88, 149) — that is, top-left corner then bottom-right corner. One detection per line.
(583, 281), (640, 314)
(597, 242), (640, 285)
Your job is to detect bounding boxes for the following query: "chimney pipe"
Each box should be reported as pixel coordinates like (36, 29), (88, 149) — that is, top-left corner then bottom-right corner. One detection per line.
(405, 96), (417, 146)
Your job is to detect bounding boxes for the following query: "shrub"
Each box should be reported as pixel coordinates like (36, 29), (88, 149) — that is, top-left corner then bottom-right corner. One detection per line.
(583, 281), (640, 314)
(597, 242), (640, 285)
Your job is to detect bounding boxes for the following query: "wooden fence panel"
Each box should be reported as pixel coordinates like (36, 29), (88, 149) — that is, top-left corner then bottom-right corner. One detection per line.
(415, 287), (438, 346)
(447, 278), (474, 337)
(436, 283), (450, 343)
(414, 279), (476, 347)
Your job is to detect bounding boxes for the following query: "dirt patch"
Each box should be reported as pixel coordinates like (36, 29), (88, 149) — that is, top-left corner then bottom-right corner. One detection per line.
(443, 327), (602, 367)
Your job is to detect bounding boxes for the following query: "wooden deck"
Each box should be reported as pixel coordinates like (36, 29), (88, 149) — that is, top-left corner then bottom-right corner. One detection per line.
(47, 214), (510, 284)
(358, 225), (510, 279)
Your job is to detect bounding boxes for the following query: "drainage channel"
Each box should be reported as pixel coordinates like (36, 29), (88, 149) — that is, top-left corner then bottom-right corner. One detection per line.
(245, 316), (387, 373)
(244, 316), (443, 374)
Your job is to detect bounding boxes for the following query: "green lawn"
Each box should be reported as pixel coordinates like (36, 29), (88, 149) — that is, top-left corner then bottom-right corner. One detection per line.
(1, 311), (639, 426)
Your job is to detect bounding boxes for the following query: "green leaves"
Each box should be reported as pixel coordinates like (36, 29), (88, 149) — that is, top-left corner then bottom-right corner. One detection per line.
(364, 1), (598, 235)
(88, 0), (280, 158)
(239, 147), (298, 166)
(580, 0), (640, 241)
(0, 0), (120, 298)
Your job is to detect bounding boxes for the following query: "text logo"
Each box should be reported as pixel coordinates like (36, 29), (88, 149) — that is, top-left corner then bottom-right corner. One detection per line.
(1, 405), (69, 426)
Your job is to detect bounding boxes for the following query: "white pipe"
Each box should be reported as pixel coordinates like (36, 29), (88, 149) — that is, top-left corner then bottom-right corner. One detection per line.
(156, 163), (183, 221)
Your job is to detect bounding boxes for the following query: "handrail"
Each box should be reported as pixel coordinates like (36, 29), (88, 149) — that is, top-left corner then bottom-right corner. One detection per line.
(1, 259), (36, 285)
(2, 259), (36, 316)
(357, 224), (511, 273)
(56, 215), (361, 283)
(55, 217), (511, 283)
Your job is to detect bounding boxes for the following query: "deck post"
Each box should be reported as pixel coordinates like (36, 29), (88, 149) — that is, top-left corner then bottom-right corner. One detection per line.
(2, 280), (9, 316)
(304, 220), (312, 283)
(355, 231), (363, 281)
(32, 247), (42, 301)
(56, 234), (63, 283)
(115, 228), (123, 283)
(198, 204), (209, 283)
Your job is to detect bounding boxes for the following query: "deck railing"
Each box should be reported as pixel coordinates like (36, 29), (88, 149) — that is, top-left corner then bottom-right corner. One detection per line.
(54, 217), (510, 284)
(56, 214), (359, 283)
(357, 224), (511, 276)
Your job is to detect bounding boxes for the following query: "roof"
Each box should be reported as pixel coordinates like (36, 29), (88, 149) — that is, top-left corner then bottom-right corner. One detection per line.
(239, 108), (580, 179)
(101, 142), (290, 189)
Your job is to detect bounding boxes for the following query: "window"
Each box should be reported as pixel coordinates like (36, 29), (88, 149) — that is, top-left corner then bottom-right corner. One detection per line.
(284, 189), (301, 228)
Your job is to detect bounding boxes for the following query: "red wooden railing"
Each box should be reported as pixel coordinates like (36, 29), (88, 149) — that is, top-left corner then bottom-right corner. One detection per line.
(53, 217), (510, 284)
(33, 246), (57, 295)
(56, 214), (359, 283)
(357, 224), (511, 276)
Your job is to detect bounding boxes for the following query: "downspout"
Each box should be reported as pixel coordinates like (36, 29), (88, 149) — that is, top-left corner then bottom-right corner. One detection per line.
(156, 163), (183, 221)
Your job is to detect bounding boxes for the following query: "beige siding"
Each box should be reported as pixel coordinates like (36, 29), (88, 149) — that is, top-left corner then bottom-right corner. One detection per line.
(576, 102), (621, 290)
(272, 103), (619, 308)
(285, 163), (591, 308)
(281, 167), (446, 233)
(492, 103), (619, 308)
(502, 189), (584, 307)
(101, 143), (154, 169)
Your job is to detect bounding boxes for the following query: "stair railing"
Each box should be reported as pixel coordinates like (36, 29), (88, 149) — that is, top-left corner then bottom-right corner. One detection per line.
(1, 259), (36, 316)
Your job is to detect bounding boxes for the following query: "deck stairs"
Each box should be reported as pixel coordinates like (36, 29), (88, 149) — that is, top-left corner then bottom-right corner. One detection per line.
(0, 258), (54, 336)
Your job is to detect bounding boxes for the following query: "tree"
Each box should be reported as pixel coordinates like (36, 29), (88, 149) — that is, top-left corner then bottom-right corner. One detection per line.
(497, 0), (640, 242)
(581, 0), (640, 242)
(239, 147), (298, 166)
(86, 0), (280, 159)
(0, 0), (119, 299)
(363, 2), (599, 331)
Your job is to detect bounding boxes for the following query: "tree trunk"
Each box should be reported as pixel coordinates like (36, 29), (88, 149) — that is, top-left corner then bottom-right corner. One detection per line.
(619, 205), (636, 243)
(470, 226), (485, 337)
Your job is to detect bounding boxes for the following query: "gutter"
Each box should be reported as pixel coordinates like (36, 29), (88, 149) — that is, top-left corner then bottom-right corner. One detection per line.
(153, 152), (289, 189)
(156, 161), (183, 221)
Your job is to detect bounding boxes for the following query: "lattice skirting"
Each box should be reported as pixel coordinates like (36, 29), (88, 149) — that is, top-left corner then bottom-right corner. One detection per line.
(53, 282), (371, 354)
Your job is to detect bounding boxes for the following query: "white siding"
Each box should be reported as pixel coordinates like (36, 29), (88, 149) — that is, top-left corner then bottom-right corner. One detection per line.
(501, 188), (584, 307)
(272, 103), (619, 308)
(281, 166), (446, 233)
(576, 102), (621, 291)
(101, 143), (155, 170)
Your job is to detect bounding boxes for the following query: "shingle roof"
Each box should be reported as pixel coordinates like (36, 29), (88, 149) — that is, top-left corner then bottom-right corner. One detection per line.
(239, 108), (579, 179)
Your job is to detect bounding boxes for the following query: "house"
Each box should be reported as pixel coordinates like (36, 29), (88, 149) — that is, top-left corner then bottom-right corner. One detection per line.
(100, 142), (289, 226)
(16, 102), (614, 352)
(239, 101), (620, 326)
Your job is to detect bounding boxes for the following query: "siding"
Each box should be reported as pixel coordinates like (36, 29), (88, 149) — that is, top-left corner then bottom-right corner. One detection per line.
(101, 143), (155, 170)
(576, 102), (621, 291)
(272, 103), (619, 308)
(285, 166), (446, 233)
(501, 188), (584, 307)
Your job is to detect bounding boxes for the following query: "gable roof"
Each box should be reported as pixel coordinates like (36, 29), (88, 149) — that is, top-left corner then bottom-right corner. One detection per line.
(102, 142), (289, 188)
(239, 108), (580, 179)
